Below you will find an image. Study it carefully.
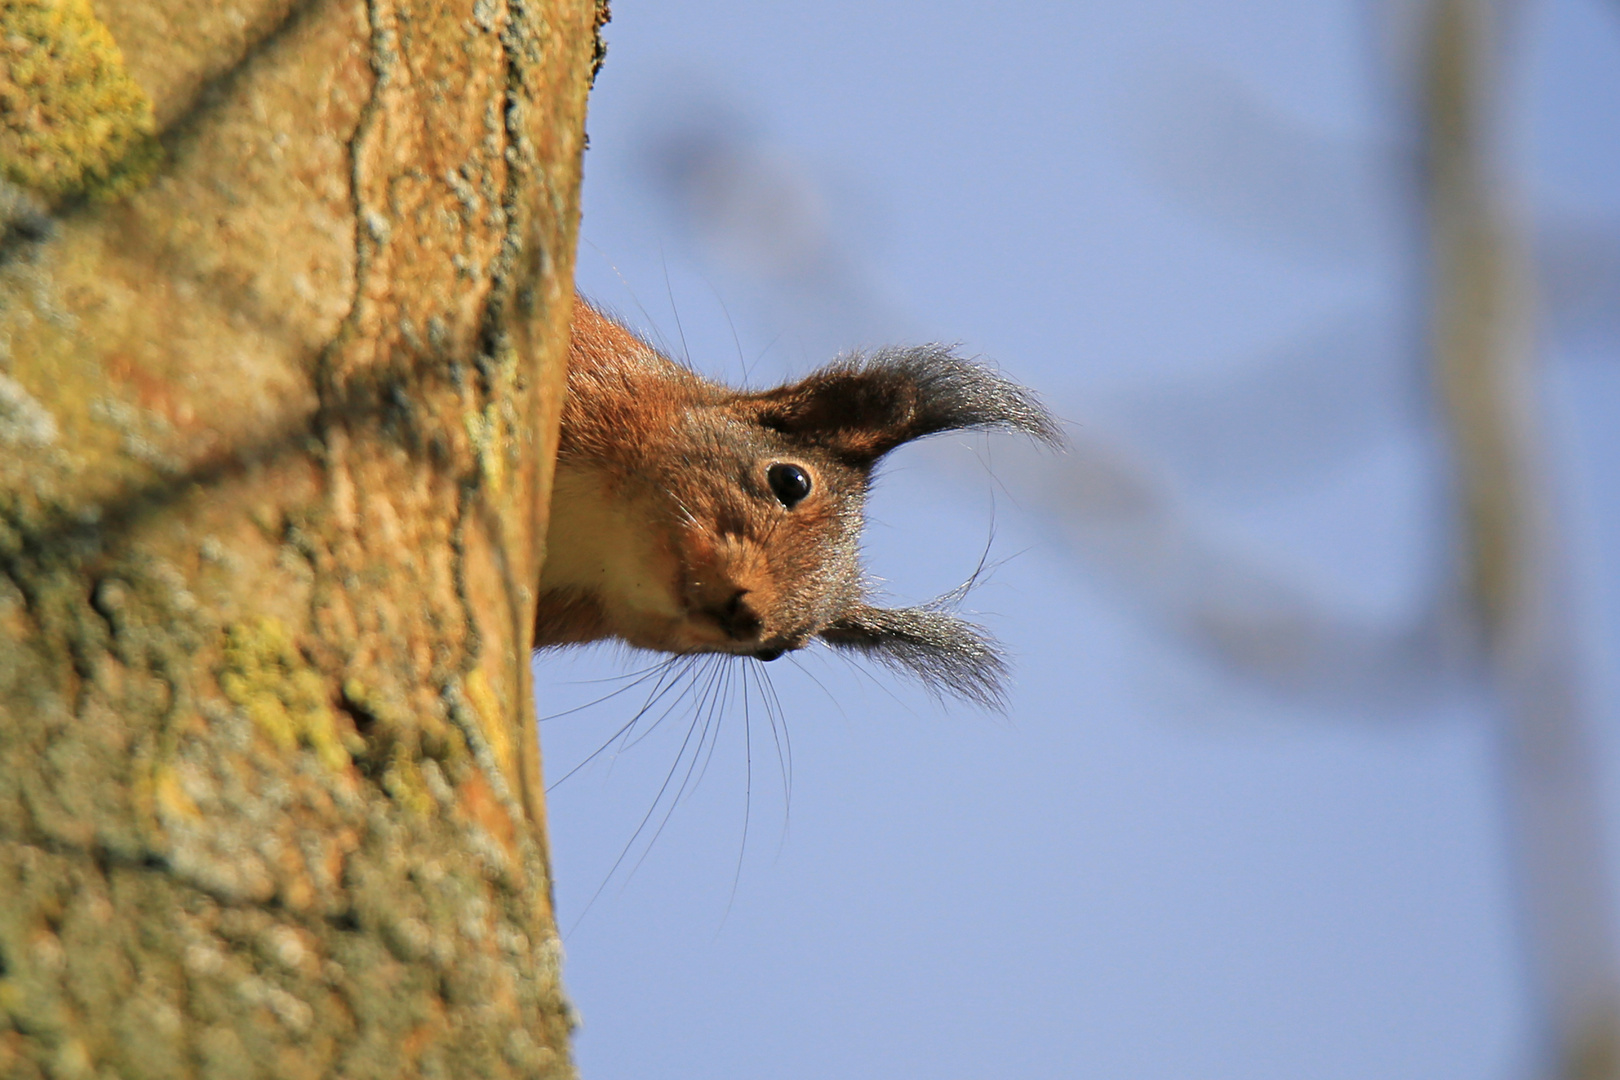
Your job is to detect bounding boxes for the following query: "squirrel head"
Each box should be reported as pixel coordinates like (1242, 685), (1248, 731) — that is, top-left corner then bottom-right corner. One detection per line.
(538, 300), (1062, 707)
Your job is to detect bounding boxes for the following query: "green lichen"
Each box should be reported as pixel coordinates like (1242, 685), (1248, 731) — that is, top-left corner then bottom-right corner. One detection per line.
(0, 0), (161, 202)
(219, 617), (351, 771)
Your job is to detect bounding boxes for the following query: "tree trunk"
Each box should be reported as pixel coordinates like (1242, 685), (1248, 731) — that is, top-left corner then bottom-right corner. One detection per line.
(0, 0), (601, 1075)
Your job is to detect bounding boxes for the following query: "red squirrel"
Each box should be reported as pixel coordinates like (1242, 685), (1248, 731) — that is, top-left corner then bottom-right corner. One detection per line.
(533, 296), (1060, 706)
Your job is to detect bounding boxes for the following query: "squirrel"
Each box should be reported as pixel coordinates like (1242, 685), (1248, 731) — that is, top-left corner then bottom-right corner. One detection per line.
(533, 295), (1061, 706)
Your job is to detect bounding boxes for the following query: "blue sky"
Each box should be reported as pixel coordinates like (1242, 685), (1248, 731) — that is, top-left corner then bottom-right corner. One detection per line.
(536, 1), (1620, 1076)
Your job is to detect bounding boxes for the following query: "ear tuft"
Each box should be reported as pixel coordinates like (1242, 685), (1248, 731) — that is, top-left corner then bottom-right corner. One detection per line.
(820, 601), (1009, 709)
(748, 345), (1062, 464)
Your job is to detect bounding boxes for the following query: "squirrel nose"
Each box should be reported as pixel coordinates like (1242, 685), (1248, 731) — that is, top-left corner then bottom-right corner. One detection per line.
(714, 590), (763, 640)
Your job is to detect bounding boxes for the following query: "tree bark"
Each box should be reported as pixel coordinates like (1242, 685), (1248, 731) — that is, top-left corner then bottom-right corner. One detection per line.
(0, 0), (600, 1075)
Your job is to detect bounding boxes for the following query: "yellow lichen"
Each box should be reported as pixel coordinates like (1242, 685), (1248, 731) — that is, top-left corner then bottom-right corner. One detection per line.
(463, 405), (507, 495)
(219, 617), (351, 771)
(151, 763), (200, 821)
(341, 677), (394, 729)
(343, 677), (455, 814)
(0, 0), (161, 201)
(463, 667), (512, 781)
(381, 747), (436, 819)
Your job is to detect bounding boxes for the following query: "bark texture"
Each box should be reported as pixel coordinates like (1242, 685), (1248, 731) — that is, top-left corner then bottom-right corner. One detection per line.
(0, 0), (600, 1075)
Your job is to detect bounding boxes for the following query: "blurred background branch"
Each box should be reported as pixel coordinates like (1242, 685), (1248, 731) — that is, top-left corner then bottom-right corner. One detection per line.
(1425, 0), (1620, 1075)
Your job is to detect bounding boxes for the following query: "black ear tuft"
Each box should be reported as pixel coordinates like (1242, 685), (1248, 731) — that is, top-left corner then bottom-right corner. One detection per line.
(747, 345), (1062, 465)
(820, 601), (1009, 709)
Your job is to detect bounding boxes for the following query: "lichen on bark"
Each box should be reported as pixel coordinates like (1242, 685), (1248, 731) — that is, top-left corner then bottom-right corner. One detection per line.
(0, 0), (597, 1075)
(0, 0), (162, 202)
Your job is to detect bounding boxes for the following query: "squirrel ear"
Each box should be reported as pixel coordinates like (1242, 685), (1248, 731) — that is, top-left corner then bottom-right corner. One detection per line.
(745, 345), (1062, 465)
(820, 601), (1008, 709)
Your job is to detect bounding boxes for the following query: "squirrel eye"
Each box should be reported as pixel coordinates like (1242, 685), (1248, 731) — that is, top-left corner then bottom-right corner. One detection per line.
(767, 462), (812, 508)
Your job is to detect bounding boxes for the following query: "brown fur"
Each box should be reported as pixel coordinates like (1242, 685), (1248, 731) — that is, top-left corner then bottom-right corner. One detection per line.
(534, 294), (1060, 705)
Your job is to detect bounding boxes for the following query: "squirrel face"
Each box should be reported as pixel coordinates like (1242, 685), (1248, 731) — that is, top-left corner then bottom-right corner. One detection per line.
(535, 297), (1061, 706)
